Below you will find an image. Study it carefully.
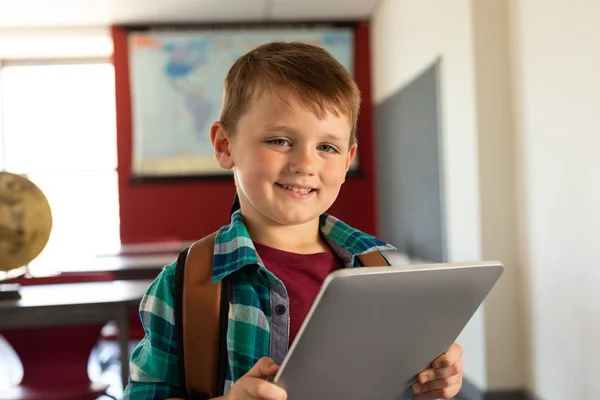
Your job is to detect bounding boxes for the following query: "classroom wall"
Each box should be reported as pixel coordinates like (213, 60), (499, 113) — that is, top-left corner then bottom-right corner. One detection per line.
(509, 1), (600, 398)
(0, 27), (113, 60)
(112, 24), (379, 243)
(371, 0), (487, 390)
(373, 0), (600, 398)
(472, 0), (524, 392)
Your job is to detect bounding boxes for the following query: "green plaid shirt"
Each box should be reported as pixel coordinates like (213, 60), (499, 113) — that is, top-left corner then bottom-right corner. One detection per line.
(123, 211), (395, 399)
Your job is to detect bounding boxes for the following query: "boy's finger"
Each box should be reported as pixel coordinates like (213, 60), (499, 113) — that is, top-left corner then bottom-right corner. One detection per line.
(432, 343), (463, 368)
(414, 383), (461, 400)
(413, 373), (461, 394)
(246, 357), (280, 379)
(245, 377), (287, 400)
(418, 359), (462, 383)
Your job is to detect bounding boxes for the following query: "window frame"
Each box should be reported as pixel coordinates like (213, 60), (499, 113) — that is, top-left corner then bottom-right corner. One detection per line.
(0, 56), (121, 266)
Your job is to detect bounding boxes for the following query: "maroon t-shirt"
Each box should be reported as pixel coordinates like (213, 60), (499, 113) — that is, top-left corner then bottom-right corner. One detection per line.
(253, 242), (343, 346)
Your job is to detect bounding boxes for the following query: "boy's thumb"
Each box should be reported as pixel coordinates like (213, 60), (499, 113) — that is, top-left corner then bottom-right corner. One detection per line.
(247, 357), (280, 379)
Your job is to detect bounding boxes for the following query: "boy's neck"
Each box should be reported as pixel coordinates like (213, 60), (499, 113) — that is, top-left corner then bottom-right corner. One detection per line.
(242, 213), (330, 254)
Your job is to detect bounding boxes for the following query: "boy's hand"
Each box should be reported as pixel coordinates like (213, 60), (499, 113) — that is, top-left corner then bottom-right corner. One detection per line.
(225, 357), (287, 400)
(412, 343), (463, 400)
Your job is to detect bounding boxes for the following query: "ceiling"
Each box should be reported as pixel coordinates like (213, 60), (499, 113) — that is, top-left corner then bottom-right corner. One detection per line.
(0, 0), (380, 28)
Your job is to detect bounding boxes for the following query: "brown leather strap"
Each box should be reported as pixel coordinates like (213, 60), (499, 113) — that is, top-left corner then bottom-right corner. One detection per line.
(183, 232), (221, 399)
(356, 250), (389, 267)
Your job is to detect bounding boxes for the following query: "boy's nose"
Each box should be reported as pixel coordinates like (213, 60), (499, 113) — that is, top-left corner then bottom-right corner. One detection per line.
(289, 148), (315, 175)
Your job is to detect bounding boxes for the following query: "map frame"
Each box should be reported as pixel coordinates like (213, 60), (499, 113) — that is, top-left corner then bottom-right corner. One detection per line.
(126, 24), (359, 181)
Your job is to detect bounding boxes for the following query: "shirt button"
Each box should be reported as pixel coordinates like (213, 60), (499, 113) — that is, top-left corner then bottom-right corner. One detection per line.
(275, 304), (286, 316)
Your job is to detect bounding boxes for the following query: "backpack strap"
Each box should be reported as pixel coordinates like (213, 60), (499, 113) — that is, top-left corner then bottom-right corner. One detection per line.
(175, 232), (230, 400)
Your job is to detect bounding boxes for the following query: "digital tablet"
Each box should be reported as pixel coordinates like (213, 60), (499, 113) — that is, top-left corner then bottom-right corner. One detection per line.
(273, 261), (504, 400)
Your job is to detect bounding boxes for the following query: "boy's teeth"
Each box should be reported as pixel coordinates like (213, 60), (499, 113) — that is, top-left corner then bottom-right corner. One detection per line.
(283, 185), (311, 194)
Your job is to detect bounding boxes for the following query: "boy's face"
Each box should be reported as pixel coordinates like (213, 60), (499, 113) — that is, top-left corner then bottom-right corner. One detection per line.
(211, 89), (357, 227)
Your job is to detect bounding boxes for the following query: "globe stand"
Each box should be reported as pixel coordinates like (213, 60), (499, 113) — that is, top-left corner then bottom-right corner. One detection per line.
(0, 283), (21, 300)
(0, 266), (28, 300)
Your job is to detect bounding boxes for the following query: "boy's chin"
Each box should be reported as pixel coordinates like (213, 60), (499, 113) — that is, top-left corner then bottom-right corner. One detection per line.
(270, 210), (323, 227)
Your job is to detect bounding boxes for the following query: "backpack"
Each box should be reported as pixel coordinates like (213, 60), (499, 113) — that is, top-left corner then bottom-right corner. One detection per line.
(174, 231), (389, 400)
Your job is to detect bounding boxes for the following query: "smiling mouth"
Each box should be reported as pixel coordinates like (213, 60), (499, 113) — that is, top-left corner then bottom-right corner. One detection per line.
(276, 183), (315, 194)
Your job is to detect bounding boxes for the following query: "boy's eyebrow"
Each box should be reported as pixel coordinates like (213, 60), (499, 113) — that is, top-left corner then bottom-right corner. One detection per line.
(265, 125), (299, 135)
(264, 125), (348, 144)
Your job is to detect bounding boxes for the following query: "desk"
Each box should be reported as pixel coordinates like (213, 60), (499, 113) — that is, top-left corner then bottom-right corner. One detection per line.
(0, 280), (152, 390)
(100, 241), (194, 256)
(36, 254), (177, 281)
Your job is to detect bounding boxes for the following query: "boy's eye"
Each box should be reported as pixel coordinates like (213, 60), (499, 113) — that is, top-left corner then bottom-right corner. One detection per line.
(267, 138), (291, 147)
(317, 144), (340, 154)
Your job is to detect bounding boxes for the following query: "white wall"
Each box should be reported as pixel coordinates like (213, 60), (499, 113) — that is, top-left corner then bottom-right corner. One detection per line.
(509, 1), (600, 398)
(472, 0), (524, 391)
(0, 27), (112, 59)
(371, 0), (487, 390)
(373, 0), (600, 398)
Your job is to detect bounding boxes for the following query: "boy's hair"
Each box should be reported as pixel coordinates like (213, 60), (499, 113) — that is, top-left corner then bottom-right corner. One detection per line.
(220, 41), (361, 143)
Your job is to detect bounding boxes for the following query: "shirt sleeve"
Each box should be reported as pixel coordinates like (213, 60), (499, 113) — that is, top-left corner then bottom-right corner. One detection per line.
(122, 261), (188, 400)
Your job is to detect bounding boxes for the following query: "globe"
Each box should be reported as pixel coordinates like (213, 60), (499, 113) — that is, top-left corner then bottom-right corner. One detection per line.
(0, 171), (52, 273)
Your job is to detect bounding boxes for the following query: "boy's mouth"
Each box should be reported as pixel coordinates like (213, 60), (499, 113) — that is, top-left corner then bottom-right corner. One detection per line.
(276, 183), (315, 194)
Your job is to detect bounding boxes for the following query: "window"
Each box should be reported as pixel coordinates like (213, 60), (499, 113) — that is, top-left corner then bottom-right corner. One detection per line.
(0, 61), (120, 271)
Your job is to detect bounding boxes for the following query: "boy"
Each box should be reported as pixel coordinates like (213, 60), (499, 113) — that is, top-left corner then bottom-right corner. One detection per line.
(123, 41), (464, 400)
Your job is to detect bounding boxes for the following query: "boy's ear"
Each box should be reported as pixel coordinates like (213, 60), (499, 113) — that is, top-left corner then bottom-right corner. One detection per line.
(210, 121), (235, 169)
(345, 142), (358, 172)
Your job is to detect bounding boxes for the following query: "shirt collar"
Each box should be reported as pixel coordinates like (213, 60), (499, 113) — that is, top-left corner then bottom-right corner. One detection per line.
(212, 210), (396, 283)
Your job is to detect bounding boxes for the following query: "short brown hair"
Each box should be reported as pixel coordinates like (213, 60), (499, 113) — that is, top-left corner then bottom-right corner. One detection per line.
(220, 41), (360, 142)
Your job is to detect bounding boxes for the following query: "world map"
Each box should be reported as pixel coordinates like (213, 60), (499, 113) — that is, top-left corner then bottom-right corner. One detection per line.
(128, 28), (354, 177)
